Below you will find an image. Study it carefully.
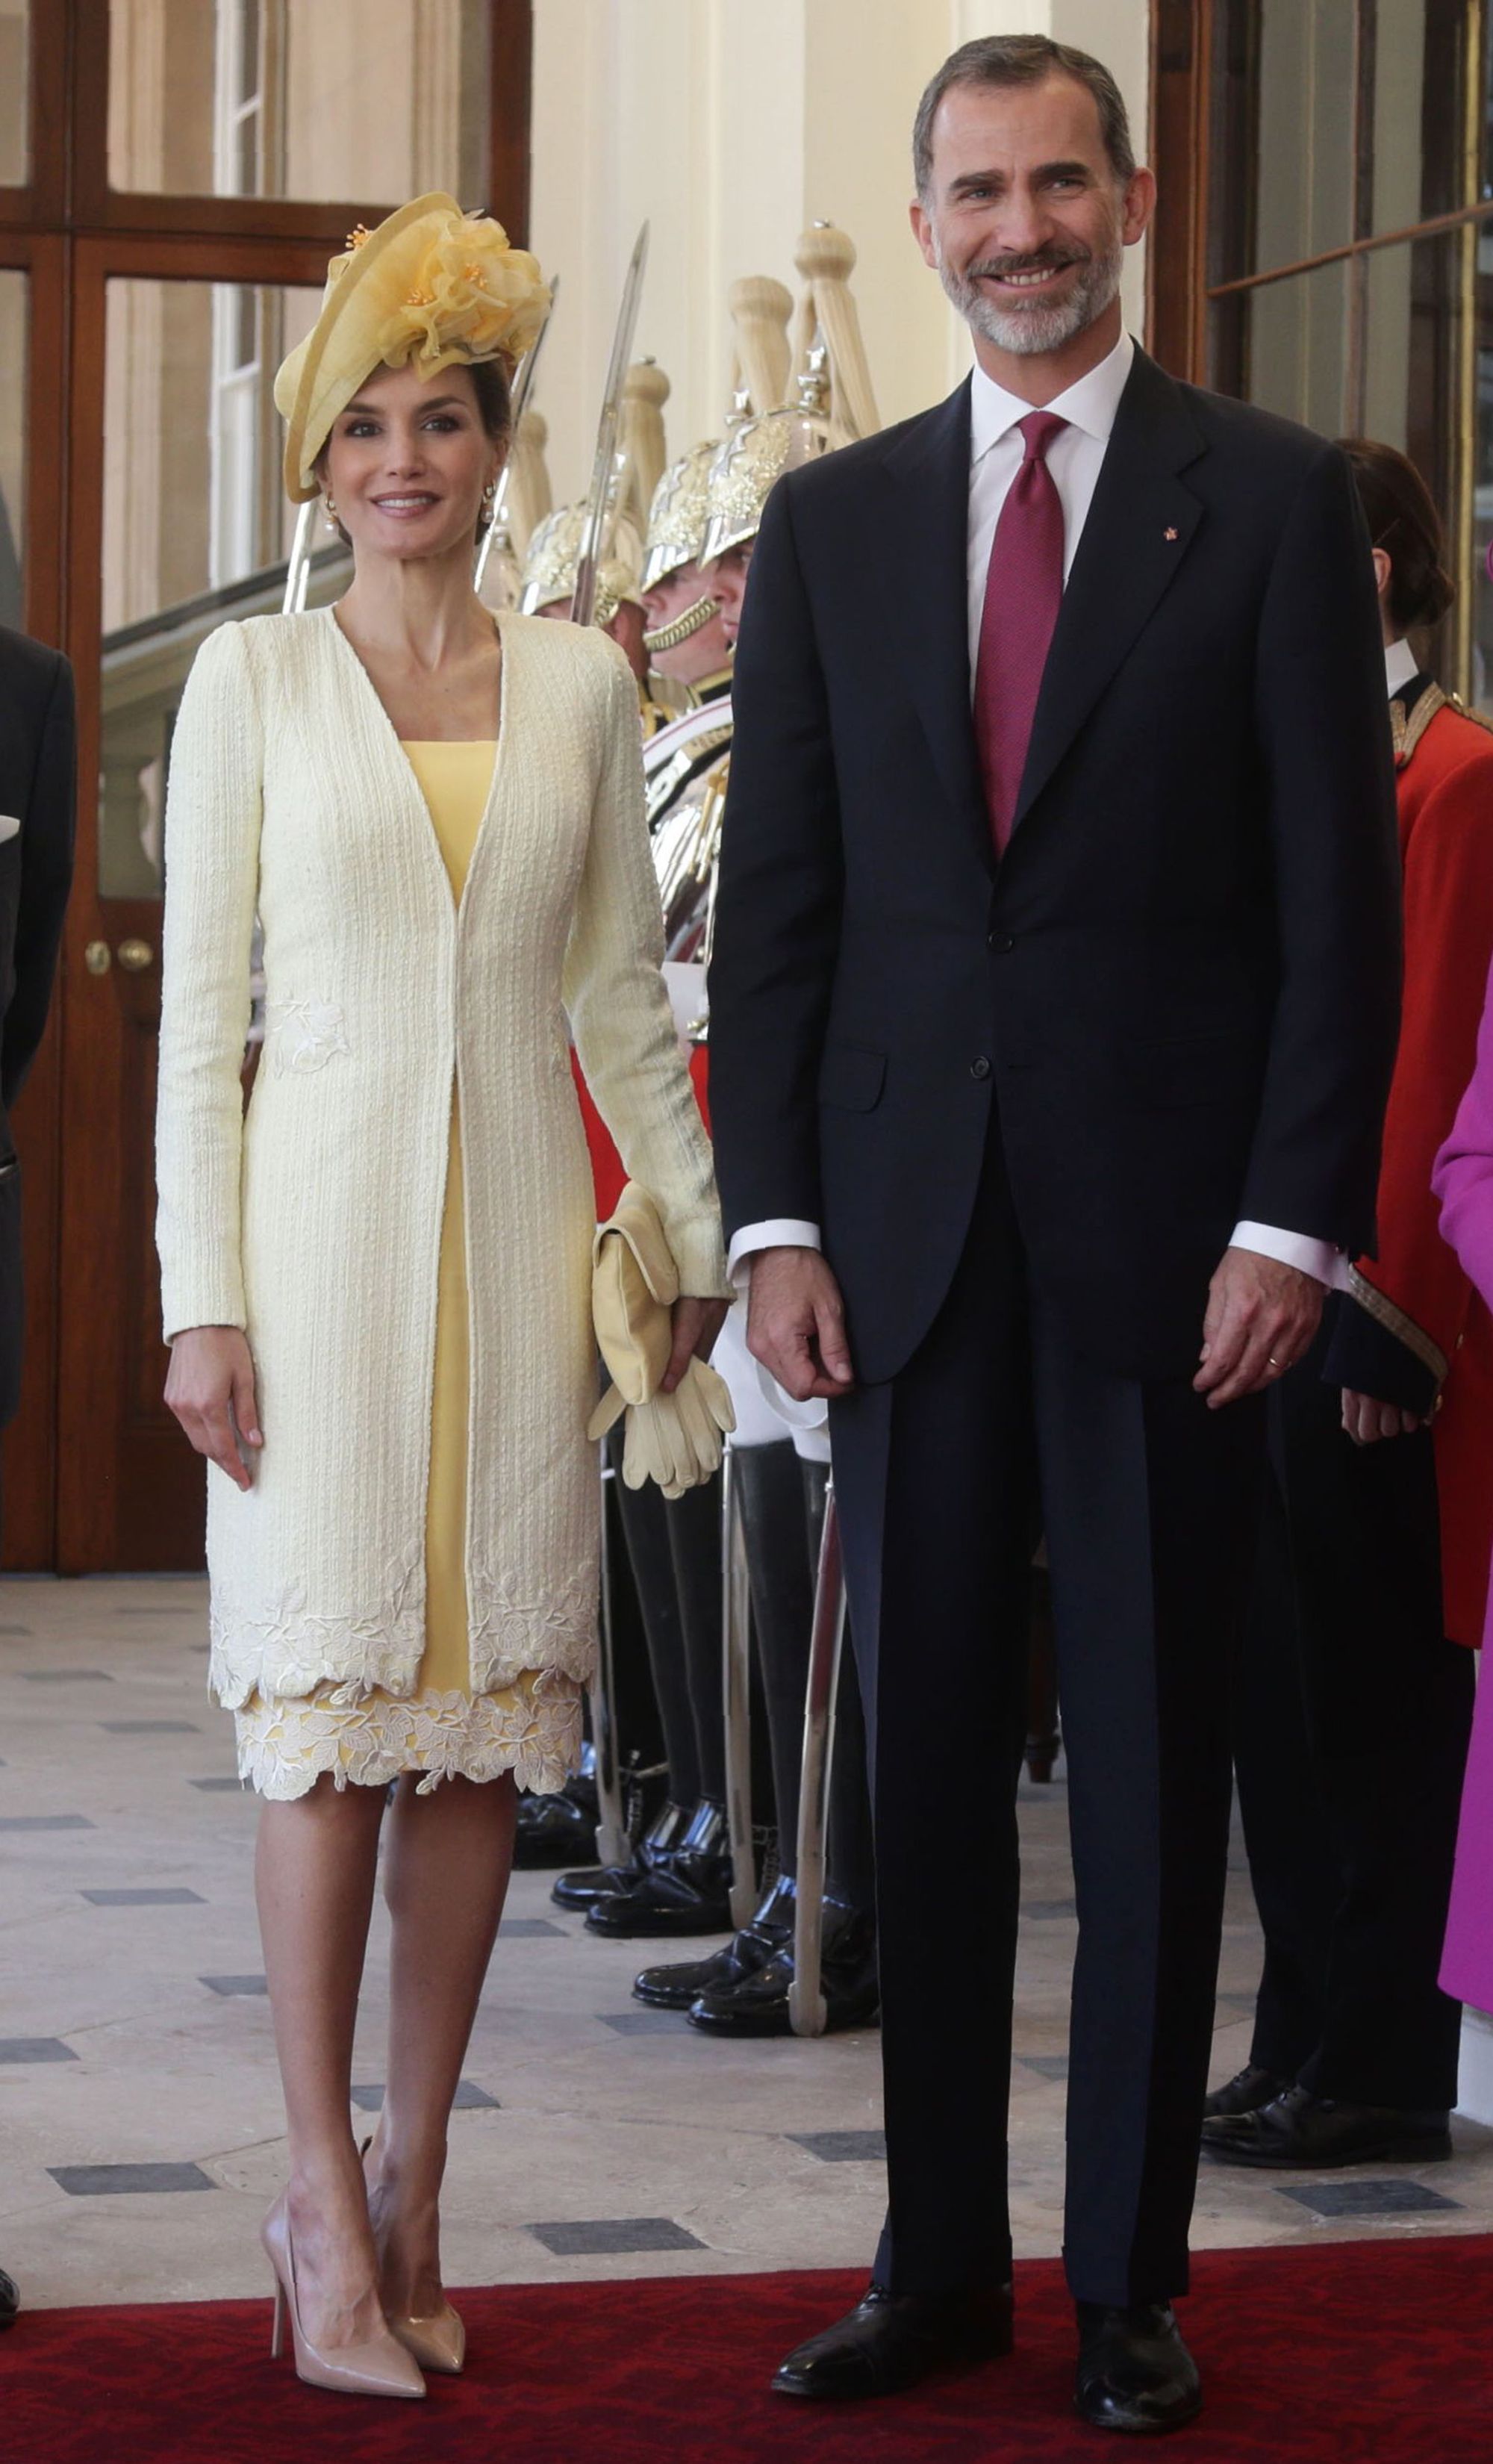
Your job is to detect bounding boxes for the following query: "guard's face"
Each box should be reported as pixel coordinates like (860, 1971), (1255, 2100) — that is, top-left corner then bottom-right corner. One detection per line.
(643, 561), (732, 682)
(643, 562), (710, 632)
(322, 361), (503, 563)
(705, 544), (753, 644)
(910, 73), (1153, 357)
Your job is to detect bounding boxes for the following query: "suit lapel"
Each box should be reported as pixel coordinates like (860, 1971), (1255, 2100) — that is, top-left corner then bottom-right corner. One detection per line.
(1012, 350), (1206, 833)
(885, 380), (992, 870)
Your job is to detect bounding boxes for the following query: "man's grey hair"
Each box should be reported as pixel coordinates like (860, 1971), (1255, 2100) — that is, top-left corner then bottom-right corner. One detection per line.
(912, 34), (1136, 198)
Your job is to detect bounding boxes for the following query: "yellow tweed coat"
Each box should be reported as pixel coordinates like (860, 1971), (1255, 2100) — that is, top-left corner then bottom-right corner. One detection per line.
(155, 606), (726, 1711)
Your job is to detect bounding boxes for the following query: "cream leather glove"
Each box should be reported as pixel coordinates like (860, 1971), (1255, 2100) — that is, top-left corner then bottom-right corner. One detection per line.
(585, 1183), (735, 1494)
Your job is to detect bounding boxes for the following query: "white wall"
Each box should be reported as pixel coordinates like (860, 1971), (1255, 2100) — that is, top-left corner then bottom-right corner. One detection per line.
(529, 0), (1153, 504)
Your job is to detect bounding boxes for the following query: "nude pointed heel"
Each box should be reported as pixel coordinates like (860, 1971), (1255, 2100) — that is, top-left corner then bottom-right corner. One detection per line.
(388, 2300), (466, 2375)
(261, 2195), (426, 2400)
(358, 2135), (466, 2374)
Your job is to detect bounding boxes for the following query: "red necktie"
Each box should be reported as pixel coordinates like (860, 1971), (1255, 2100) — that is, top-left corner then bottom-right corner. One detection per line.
(974, 411), (1067, 854)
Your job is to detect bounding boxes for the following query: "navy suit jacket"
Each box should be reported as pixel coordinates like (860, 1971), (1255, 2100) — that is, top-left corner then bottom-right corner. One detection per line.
(706, 347), (1402, 1384)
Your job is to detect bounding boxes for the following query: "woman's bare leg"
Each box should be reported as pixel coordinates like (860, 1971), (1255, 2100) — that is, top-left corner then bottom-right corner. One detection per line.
(367, 1772), (518, 2315)
(256, 1777), (390, 2347)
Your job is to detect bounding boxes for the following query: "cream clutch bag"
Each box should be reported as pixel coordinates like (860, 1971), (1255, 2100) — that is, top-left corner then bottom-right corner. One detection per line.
(586, 1182), (735, 1496)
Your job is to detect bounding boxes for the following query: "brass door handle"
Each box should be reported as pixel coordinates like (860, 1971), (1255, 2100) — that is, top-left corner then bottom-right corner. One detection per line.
(84, 940), (112, 976)
(116, 938), (155, 972)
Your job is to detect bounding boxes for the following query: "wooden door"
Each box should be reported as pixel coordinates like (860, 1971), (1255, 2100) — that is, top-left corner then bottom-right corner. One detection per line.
(0, 0), (533, 1572)
(55, 237), (331, 1569)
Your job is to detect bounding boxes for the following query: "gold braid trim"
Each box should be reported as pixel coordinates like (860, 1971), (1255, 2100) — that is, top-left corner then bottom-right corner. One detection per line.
(1390, 684), (1446, 768)
(643, 594), (720, 655)
(1347, 1264), (1449, 1394)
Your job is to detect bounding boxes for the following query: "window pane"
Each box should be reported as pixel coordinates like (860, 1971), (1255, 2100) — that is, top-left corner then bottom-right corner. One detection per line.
(0, 270), (25, 629)
(0, 0), (24, 185)
(99, 276), (331, 900)
(1356, 231), (1493, 711)
(1369, 0), (1475, 233)
(1211, 260), (1353, 437)
(107, 0), (490, 205)
(1212, 0), (1359, 283)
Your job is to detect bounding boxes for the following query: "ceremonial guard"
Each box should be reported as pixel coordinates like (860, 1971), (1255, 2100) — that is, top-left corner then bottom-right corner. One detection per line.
(558, 296), (802, 1947)
(552, 280), (798, 1942)
(614, 266), (881, 2030)
(1214, 439), (1492, 2168)
(518, 497), (661, 718)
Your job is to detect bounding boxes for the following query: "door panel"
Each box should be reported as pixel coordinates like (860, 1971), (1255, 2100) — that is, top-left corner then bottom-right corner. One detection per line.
(56, 247), (320, 1570)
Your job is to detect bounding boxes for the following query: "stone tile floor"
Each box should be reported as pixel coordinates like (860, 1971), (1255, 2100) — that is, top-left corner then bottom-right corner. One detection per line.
(1, 1574), (1491, 2312)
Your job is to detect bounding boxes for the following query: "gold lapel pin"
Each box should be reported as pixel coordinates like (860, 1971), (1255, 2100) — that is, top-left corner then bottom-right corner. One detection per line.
(1164, 526), (1179, 541)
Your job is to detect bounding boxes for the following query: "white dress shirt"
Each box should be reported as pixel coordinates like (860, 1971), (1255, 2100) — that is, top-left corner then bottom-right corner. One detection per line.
(729, 334), (1349, 1294)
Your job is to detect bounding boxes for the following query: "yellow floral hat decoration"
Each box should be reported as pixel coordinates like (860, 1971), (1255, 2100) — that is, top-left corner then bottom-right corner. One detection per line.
(273, 193), (551, 503)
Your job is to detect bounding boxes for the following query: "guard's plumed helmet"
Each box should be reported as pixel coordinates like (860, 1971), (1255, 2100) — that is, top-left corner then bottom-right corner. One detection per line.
(518, 501), (646, 626)
(642, 441), (720, 594)
(697, 345), (838, 568)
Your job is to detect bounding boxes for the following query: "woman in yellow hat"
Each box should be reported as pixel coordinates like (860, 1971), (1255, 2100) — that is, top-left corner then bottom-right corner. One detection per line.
(155, 196), (729, 2398)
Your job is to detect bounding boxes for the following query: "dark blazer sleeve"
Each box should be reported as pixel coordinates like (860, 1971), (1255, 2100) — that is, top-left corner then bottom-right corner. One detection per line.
(705, 478), (844, 1241)
(1239, 444), (1401, 1251)
(2, 649), (76, 1114)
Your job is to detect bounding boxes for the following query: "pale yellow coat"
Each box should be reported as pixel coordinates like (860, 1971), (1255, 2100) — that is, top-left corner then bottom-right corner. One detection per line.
(155, 606), (726, 1714)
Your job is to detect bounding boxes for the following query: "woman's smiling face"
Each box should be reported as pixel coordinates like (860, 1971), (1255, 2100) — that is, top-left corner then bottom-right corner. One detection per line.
(321, 361), (505, 565)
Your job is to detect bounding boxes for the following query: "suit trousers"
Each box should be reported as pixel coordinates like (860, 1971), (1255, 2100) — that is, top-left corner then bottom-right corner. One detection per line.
(1235, 1330), (1474, 2109)
(829, 1114), (1265, 2309)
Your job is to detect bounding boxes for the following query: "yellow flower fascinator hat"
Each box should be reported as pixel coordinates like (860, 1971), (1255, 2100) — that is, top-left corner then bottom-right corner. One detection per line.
(273, 193), (551, 503)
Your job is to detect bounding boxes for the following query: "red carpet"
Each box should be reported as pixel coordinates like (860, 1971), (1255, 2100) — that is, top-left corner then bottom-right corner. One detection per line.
(5, 2240), (1491, 2463)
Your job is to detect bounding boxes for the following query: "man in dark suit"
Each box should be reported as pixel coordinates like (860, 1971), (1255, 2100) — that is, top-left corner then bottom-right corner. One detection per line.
(0, 620), (75, 2330)
(707, 35), (1400, 2436)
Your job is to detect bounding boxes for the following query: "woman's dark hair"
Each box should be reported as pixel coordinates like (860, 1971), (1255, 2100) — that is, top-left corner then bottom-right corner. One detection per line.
(313, 355), (513, 544)
(1338, 436), (1455, 636)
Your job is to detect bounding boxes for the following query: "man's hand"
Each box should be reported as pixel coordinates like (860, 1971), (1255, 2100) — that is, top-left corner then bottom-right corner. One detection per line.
(1194, 1248), (1325, 1409)
(1341, 1389), (1422, 1445)
(746, 1246), (855, 1402)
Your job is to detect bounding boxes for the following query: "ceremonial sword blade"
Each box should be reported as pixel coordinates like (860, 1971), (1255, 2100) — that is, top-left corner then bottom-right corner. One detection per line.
(473, 273), (561, 597)
(281, 497), (317, 616)
(570, 221), (650, 631)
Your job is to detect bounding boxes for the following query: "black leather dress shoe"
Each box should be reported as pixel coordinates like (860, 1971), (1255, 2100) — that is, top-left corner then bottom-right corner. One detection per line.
(689, 1905), (879, 2037)
(550, 1798), (692, 1911)
(773, 2284), (1013, 2400)
(1202, 2062), (1288, 2123)
(633, 1876), (794, 2009)
(512, 1783), (598, 1870)
(585, 1799), (734, 1940)
(1074, 2303), (1200, 2434)
(1202, 2081), (1452, 2170)
(0, 2266), (17, 2328)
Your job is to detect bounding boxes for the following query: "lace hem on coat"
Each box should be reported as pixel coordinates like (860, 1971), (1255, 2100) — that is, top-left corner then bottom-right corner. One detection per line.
(208, 1557), (597, 1710)
(233, 1666), (584, 1801)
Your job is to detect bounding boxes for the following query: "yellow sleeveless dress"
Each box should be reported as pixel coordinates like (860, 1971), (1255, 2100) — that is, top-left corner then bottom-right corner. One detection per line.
(234, 741), (585, 1798)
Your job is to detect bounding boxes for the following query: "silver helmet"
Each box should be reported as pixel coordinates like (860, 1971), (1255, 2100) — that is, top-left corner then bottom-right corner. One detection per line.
(641, 441), (720, 595)
(698, 343), (838, 569)
(518, 500), (646, 626)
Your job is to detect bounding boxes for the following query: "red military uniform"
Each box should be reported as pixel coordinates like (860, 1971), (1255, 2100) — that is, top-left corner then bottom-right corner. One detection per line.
(1330, 681), (1493, 1646)
(573, 1046), (711, 1219)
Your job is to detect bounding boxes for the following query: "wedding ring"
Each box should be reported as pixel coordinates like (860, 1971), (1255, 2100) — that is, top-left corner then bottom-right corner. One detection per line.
(1266, 1354), (1282, 1372)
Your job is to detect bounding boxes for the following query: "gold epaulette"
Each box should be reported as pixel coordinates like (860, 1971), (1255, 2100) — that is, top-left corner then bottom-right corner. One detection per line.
(1445, 691), (1493, 739)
